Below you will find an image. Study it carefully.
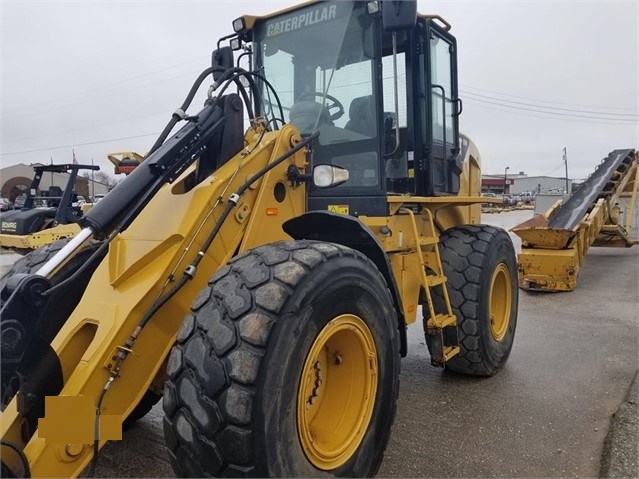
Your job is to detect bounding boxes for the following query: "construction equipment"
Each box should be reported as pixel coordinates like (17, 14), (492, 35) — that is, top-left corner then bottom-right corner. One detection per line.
(512, 149), (638, 292)
(107, 152), (145, 176)
(0, 2), (518, 477)
(0, 163), (100, 253)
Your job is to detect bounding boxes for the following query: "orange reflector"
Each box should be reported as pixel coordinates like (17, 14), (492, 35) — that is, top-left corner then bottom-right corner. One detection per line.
(266, 208), (278, 216)
(407, 305), (416, 313)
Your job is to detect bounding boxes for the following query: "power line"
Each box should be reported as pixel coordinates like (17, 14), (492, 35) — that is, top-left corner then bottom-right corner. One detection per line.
(2, 69), (204, 119)
(462, 98), (639, 126)
(459, 89), (638, 118)
(462, 95), (638, 122)
(4, 57), (207, 115)
(2, 109), (171, 146)
(0, 133), (159, 156)
(3, 70), (636, 157)
(460, 83), (638, 112)
(541, 163), (566, 177)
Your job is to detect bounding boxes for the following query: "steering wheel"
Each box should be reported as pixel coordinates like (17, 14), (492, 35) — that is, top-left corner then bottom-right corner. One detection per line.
(297, 92), (345, 121)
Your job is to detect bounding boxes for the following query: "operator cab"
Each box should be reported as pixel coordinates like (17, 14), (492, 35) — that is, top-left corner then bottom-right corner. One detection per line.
(238, 0), (461, 216)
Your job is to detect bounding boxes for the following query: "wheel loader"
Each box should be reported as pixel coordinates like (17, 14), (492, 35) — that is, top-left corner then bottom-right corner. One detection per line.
(0, 1), (518, 477)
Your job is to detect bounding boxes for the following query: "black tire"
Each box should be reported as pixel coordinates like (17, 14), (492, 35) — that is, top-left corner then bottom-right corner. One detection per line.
(123, 390), (162, 429)
(0, 239), (103, 409)
(163, 240), (400, 477)
(431, 225), (518, 376)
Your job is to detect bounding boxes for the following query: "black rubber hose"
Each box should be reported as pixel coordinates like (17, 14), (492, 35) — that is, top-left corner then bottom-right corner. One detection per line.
(148, 66), (223, 155)
(245, 71), (285, 124)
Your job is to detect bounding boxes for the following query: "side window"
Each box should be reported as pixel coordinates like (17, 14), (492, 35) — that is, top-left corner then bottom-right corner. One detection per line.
(381, 52), (407, 128)
(430, 33), (455, 152)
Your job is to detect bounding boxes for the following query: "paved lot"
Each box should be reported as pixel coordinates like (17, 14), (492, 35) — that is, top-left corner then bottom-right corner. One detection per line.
(2, 209), (637, 477)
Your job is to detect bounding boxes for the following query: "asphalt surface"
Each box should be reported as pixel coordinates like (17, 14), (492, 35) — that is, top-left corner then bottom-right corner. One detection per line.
(1, 209), (637, 478)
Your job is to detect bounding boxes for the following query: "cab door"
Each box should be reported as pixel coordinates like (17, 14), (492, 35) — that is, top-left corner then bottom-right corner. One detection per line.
(417, 21), (461, 196)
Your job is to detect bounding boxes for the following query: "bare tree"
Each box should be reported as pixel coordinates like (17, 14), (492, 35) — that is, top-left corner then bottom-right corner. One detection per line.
(83, 171), (118, 188)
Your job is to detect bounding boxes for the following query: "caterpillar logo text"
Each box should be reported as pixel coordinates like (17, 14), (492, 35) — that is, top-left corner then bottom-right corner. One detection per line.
(266, 4), (337, 37)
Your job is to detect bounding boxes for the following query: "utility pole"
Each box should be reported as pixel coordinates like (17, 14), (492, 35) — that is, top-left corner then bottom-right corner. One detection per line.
(503, 166), (510, 194)
(563, 147), (569, 194)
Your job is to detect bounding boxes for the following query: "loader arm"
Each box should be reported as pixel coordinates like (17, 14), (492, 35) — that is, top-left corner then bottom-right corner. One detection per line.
(1, 115), (311, 477)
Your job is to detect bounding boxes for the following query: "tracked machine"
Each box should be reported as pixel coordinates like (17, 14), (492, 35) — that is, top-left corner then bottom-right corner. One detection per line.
(0, 2), (518, 477)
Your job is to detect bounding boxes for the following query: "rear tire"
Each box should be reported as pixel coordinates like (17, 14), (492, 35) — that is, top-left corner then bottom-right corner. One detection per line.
(163, 240), (400, 477)
(431, 225), (518, 376)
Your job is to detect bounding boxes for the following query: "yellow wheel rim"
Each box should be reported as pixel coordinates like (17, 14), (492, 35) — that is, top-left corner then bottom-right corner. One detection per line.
(489, 263), (512, 341)
(297, 314), (378, 470)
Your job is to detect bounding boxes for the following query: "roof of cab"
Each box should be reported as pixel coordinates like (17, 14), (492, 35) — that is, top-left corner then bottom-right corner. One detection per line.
(234, 1), (450, 36)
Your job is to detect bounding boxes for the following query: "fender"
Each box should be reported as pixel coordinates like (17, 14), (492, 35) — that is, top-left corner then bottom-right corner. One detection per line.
(283, 211), (408, 357)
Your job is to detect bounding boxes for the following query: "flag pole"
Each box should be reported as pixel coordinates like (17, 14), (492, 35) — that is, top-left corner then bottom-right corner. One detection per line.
(91, 158), (95, 200)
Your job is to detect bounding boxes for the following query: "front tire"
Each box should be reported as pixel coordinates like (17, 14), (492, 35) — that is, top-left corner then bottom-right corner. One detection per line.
(163, 240), (400, 477)
(432, 225), (518, 376)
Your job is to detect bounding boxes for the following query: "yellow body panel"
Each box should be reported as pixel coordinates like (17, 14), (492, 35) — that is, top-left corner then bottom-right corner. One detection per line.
(517, 247), (580, 292)
(0, 223), (82, 251)
(1, 124), (486, 476)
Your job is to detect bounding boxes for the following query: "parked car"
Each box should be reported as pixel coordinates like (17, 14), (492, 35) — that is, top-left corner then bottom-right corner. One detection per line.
(0, 197), (11, 211)
(519, 191), (536, 204)
(501, 194), (518, 207)
(481, 192), (500, 207)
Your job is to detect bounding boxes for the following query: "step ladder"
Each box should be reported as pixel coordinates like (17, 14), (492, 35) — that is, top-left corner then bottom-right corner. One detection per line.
(400, 207), (460, 367)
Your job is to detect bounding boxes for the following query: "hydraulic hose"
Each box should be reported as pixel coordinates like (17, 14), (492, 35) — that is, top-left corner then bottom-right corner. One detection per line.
(135, 130), (319, 332)
(148, 66), (220, 155)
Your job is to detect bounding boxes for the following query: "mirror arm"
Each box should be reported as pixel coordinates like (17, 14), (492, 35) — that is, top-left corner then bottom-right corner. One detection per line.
(286, 164), (312, 186)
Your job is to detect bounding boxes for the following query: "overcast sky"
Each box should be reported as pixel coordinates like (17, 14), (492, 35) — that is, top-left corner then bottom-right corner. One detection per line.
(1, 1), (637, 181)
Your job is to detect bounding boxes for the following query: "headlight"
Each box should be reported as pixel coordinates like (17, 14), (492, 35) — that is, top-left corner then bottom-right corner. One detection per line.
(313, 164), (349, 188)
(233, 17), (246, 33)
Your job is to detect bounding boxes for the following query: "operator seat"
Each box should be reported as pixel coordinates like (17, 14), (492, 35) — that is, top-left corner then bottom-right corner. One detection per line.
(345, 95), (375, 137)
(48, 186), (63, 208)
(289, 101), (333, 135)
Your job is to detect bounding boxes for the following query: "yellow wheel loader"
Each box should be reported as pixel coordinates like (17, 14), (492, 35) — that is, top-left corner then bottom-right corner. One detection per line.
(0, 1), (518, 477)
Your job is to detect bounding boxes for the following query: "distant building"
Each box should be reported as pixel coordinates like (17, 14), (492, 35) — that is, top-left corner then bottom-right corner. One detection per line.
(0, 163), (110, 202)
(481, 172), (572, 196)
(511, 176), (572, 195)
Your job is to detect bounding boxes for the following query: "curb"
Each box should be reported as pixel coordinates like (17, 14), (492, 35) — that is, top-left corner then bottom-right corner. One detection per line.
(600, 370), (639, 478)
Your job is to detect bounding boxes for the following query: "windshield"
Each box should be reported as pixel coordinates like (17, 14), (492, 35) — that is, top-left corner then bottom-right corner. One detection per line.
(255, 1), (377, 146)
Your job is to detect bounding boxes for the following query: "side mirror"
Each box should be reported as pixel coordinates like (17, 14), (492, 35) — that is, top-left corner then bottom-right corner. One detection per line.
(211, 47), (234, 81)
(382, 0), (417, 31)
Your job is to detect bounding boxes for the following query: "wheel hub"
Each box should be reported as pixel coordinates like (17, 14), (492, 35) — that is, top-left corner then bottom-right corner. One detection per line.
(297, 314), (378, 470)
(489, 263), (512, 341)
